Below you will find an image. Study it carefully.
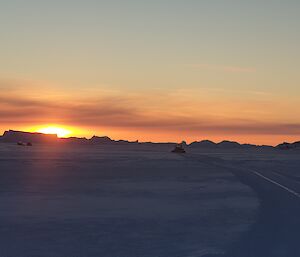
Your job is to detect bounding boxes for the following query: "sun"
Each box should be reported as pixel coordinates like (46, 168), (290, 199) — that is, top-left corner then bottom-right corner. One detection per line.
(25, 124), (86, 138)
(36, 126), (72, 138)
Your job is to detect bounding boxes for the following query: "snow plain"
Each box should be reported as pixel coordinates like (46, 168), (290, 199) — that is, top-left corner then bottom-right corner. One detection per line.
(0, 143), (262, 257)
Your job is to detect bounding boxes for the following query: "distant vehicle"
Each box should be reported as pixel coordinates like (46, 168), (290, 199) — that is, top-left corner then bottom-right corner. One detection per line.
(172, 143), (186, 153)
(17, 141), (32, 146)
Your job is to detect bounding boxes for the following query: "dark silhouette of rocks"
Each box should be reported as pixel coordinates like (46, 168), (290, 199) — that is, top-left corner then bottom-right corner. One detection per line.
(0, 130), (136, 146)
(218, 140), (242, 148)
(90, 136), (114, 144)
(60, 137), (89, 144)
(189, 140), (273, 150)
(0, 129), (298, 150)
(276, 141), (300, 150)
(90, 136), (138, 145)
(190, 140), (243, 149)
(1, 130), (58, 143)
(189, 140), (217, 148)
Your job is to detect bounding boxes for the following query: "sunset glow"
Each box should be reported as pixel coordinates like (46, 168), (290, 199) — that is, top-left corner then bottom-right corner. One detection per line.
(2, 2), (300, 256)
(0, 1), (300, 145)
(35, 126), (72, 138)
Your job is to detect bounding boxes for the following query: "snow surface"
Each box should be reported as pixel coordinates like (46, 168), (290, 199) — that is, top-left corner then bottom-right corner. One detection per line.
(0, 143), (259, 257)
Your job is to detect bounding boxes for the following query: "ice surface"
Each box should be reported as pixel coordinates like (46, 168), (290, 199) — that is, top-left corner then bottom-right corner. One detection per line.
(0, 143), (259, 257)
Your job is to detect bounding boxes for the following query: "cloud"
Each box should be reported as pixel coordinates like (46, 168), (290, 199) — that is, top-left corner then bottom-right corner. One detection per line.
(1, 78), (300, 137)
(0, 94), (137, 123)
(1, 91), (300, 136)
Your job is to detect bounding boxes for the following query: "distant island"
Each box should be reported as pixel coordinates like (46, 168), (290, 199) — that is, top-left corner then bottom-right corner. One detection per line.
(0, 130), (299, 150)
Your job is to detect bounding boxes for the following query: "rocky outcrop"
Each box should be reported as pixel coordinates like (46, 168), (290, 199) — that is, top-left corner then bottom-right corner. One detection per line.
(1, 130), (58, 143)
(276, 141), (300, 150)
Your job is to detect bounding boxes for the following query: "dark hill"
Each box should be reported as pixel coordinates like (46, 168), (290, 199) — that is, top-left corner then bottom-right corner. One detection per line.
(1, 130), (58, 143)
(189, 140), (217, 148)
(276, 141), (300, 150)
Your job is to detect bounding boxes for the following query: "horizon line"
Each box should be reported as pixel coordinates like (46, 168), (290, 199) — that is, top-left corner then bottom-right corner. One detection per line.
(1, 129), (298, 147)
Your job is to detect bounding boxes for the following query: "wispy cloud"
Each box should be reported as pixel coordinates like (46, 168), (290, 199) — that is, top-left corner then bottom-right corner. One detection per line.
(1, 78), (300, 139)
(1, 90), (300, 136)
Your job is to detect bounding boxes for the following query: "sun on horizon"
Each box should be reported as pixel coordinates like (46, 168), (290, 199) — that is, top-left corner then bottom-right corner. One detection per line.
(31, 125), (72, 138)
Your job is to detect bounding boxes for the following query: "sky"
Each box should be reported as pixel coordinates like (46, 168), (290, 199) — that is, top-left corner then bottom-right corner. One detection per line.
(1, 0), (300, 145)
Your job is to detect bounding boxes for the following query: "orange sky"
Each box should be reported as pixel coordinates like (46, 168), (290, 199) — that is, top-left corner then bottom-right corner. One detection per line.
(1, 2), (300, 146)
(1, 79), (300, 146)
